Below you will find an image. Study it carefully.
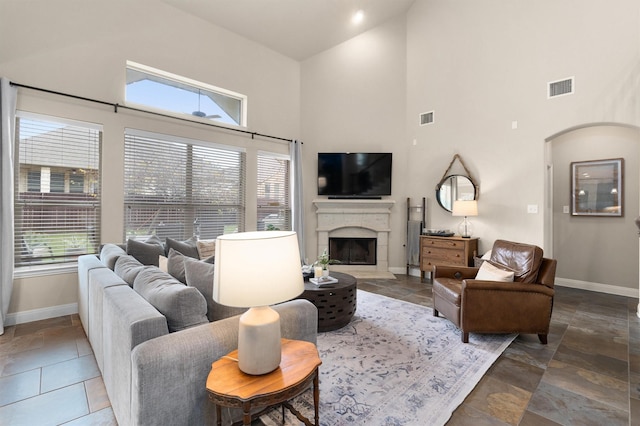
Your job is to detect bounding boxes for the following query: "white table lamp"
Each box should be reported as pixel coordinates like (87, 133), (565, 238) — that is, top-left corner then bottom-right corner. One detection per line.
(452, 200), (478, 238)
(213, 231), (304, 375)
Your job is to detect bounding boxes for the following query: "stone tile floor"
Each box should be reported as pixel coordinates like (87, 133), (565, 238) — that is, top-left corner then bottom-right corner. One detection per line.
(0, 274), (638, 425)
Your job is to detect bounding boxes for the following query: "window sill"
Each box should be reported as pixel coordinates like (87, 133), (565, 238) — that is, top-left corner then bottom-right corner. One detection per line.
(14, 262), (79, 279)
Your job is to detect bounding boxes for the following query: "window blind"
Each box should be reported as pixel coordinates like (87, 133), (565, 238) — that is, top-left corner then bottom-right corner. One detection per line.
(257, 152), (291, 231)
(14, 114), (101, 267)
(124, 130), (246, 241)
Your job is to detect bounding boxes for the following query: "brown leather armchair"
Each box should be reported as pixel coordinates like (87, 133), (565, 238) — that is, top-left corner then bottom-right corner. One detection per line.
(432, 239), (557, 344)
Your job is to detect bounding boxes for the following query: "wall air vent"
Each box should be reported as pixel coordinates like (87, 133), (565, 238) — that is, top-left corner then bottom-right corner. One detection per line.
(548, 77), (574, 98)
(419, 111), (434, 126)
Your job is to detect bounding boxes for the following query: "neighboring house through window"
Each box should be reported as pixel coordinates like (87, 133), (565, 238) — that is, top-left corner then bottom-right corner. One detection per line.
(14, 112), (102, 267)
(257, 151), (291, 231)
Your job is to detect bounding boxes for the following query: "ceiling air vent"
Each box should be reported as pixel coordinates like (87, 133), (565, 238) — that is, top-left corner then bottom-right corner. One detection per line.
(548, 77), (574, 98)
(419, 111), (434, 126)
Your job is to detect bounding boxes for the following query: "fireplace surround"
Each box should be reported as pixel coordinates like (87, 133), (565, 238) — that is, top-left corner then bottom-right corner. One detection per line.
(313, 199), (395, 273)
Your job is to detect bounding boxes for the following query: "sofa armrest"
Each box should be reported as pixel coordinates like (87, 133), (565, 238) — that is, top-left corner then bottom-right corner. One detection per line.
(130, 299), (318, 426)
(432, 265), (479, 280)
(77, 254), (107, 337)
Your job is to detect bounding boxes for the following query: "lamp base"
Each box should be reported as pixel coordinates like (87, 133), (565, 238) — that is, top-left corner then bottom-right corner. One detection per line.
(238, 306), (282, 375)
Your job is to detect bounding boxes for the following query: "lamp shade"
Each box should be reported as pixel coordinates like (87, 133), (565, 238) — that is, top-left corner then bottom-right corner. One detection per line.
(451, 200), (478, 217)
(213, 231), (304, 308)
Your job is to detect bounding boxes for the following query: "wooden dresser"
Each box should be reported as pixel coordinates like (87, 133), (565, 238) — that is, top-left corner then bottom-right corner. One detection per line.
(420, 235), (478, 278)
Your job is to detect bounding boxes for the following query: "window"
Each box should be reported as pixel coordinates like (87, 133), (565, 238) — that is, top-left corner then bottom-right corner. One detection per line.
(124, 129), (245, 241)
(125, 61), (247, 127)
(257, 152), (291, 231)
(15, 113), (101, 267)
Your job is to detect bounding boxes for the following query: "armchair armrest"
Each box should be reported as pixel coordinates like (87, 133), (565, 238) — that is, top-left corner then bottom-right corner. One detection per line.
(432, 265), (479, 280)
(460, 280), (555, 337)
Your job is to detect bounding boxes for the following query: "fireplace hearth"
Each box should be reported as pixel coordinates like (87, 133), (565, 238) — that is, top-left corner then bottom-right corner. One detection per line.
(329, 237), (376, 265)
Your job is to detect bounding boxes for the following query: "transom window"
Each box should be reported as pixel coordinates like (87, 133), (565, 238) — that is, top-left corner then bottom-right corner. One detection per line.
(125, 61), (247, 127)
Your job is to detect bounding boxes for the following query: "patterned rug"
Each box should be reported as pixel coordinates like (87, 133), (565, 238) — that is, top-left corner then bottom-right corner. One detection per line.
(261, 290), (516, 426)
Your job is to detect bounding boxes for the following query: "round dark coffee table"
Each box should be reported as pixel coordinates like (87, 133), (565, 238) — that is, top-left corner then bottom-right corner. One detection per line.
(299, 271), (357, 332)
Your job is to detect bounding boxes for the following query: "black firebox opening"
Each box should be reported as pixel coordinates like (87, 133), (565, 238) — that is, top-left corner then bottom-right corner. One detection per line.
(329, 237), (376, 265)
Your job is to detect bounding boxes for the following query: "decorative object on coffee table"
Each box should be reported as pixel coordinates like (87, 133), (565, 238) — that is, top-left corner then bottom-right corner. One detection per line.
(299, 271), (357, 332)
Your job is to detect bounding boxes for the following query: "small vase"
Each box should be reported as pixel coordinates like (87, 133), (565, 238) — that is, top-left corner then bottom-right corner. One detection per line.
(322, 268), (330, 278)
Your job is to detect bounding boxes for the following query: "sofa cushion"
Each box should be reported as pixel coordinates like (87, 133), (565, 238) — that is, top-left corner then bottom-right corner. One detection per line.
(101, 244), (128, 270)
(114, 255), (145, 286)
(489, 240), (544, 283)
(127, 235), (165, 266)
(133, 266), (208, 332)
(167, 248), (188, 283)
(183, 256), (247, 322)
(165, 236), (199, 259)
(196, 239), (216, 260)
(475, 261), (515, 282)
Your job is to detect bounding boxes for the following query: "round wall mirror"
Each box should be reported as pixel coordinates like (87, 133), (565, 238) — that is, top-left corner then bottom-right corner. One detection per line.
(436, 174), (478, 212)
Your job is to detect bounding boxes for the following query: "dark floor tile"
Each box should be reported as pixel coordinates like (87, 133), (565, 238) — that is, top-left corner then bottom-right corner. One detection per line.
(459, 375), (531, 425)
(518, 410), (562, 426)
(560, 325), (628, 362)
(527, 381), (627, 426)
(631, 397), (640, 426)
(85, 376), (110, 413)
(554, 342), (628, 381)
(448, 403), (511, 425)
(541, 359), (627, 412)
(486, 356), (544, 393)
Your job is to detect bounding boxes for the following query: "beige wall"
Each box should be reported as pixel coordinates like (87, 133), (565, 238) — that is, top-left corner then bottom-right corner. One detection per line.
(1, 0), (301, 318)
(405, 0), (640, 254)
(300, 15), (408, 266)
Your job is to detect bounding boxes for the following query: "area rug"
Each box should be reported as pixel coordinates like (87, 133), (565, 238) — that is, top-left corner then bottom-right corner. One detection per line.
(261, 290), (516, 426)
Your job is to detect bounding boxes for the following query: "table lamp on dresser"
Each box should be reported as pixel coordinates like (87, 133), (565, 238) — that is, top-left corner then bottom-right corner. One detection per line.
(213, 231), (304, 375)
(452, 200), (478, 238)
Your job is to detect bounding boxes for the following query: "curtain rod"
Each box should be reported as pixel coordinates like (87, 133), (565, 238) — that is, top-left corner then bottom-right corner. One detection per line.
(9, 81), (301, 144)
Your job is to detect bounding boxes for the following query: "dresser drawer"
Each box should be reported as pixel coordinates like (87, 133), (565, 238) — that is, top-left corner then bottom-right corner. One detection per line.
(419, 236), (478, 274)
(422, 248), (465, 264)
(421, 238), (465, 250)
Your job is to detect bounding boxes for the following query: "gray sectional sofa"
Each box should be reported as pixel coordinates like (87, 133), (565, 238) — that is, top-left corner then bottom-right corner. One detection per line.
(77, 243), (318, 426)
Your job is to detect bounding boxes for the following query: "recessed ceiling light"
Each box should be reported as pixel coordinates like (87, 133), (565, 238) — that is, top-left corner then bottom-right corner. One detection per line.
(352, 10), (364, 24)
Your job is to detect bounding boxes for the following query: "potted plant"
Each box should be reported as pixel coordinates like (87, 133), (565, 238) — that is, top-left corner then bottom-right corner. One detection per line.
(314, 249), (340, 277)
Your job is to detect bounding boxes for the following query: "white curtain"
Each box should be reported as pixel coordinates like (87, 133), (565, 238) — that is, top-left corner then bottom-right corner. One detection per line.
(290, 140), (306, 263)
(0, 78), (17, 335)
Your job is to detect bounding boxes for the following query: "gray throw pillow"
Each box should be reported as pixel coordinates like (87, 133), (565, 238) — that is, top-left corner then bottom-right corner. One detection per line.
(167, 248), (187, 284)
(114, 255), (145, 286)
(183, 256), (246, 322)
(100, 243), (128, 270)
(165, 236), (199, 259)
(126, 235), (164, 266)
(133, 266), (208, 332)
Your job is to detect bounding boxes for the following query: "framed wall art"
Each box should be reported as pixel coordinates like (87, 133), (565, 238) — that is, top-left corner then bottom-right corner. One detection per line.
(571, 158), (623, 217)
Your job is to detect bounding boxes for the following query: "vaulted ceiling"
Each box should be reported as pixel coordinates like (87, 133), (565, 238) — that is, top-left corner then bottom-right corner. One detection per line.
(161, 0), (416, 61)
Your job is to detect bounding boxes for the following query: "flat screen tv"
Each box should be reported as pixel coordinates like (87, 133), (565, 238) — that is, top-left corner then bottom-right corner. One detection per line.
(317, 152), (392, 198)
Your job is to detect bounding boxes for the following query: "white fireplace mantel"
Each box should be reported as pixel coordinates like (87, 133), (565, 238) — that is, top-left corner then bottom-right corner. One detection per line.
(313, 199), (395, 272)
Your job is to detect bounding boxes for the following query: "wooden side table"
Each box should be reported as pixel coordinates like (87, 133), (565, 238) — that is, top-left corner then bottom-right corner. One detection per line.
(206, 339), (322, 426)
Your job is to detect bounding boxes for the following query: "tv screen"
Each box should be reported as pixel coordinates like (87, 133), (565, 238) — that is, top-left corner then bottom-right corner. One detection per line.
(317, 152), (392, 197)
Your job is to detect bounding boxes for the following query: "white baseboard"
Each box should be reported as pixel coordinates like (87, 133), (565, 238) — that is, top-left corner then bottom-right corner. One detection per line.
(555, 277), (638, 298)
(5, 303), (78, 327)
